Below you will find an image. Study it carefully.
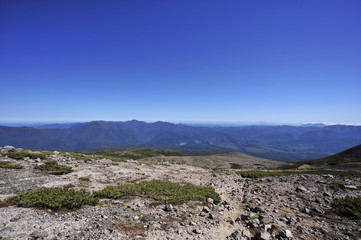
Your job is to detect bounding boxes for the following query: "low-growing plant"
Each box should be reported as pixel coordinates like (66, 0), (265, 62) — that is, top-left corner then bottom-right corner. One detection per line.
(328, 180), (346, 190)
(0, 161), (23, 169)
(236, 170), (285, 178)
(63, 152), (96, 162)
(6, 187), (98, 210)
(297, 164), (311, 170)
(276, 162), (303, 170)
(331, 196), (361, 219)
(5, 151), (47, 160)
(79, 177), (90, 181)
(107, 162), (119, 166)
(230, 163), (242, 169)
(94, 180), (221, 204)
(34, 160), (72, 175)
(311, 225), (320, 230)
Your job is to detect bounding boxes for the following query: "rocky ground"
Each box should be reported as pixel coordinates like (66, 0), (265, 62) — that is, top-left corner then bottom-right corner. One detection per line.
(0, 146), (360, 240)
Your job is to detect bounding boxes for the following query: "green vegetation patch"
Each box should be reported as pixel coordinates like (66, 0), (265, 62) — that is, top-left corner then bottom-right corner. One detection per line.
(79, 177), (90, 181)
(331, 196), (361, 219)
(61, 152), (99, 162)
(237, 170), (284, 178)
(230, 163), (242, 169)
(34, 160), (72, 175)
(4, 151), (47, 160)
(132, 148), (183, 157)
(236, 169), (361, 178)
(94, 180), (221, 204)
(328, 180), (346, 190)
(6, 187), (98, 210)
(85, 148), (183, 162)
(0, 161), (23, 169)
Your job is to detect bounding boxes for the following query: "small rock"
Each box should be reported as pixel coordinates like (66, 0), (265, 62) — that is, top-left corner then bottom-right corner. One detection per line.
(242, 229), (252, 238)
(208, 213), (219, 221)
(255, 229), (271, 240)
(164, 204), (173, 212)
(303, 207), (311, 214)
(202, 206), (210, 213)
(207, 198), (214, 204)
(165, 221), (181, 233)
(241, 214), (250, 220)
(189, 221), (196, 226)
(323, 191), (332, 197)
(252, 206), (265, 213)
(322, 174), (334, 178)
(296, 186), (308, 193)
(226, 230), (241, 240)
(285, 229), (293, 238)
(226, 217), (234, 225)
(10, 215), (21, 222)
(199, 211), (207, 217)
(344, 185), (358, 190)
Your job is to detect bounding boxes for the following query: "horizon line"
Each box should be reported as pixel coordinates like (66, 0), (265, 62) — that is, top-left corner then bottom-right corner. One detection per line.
(0, 119), (361, 127)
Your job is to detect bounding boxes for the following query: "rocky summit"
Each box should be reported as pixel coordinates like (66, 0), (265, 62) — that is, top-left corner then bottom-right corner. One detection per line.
(0, 146), (361, 240)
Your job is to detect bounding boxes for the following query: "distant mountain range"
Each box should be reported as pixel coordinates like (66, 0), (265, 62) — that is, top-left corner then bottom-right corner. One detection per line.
(1, 120), (361, 161)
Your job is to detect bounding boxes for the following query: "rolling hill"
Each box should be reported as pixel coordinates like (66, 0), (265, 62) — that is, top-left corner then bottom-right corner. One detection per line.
(303, 144), (361, 170)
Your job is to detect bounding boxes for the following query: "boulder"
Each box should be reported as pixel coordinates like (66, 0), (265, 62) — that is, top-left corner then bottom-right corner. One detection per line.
(1, 145), (16, 153)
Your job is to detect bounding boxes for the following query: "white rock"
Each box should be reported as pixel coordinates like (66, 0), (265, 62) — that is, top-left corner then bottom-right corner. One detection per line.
(285, 229), (293, 238)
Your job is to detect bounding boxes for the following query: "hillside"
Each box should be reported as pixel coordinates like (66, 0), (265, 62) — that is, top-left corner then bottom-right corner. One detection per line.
(1, 120), (361, 161)
(1, 146), (361, 240)
(304, 144), (361, 170)
(85, 148), (285, 169)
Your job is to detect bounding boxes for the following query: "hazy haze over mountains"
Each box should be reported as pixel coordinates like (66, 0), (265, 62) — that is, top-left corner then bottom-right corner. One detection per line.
(1, 120), (360, 161)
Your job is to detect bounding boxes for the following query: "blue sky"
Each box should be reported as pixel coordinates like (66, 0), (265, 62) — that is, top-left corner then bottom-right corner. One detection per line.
(1, 0), (361, 124)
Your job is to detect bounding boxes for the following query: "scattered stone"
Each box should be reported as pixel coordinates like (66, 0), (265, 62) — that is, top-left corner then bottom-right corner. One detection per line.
(164, 204), (173, 212)
(296, 186), (308, 193)
(344, 185), (358, 190)
(241, 214), (250, 220)
(10, 215), (21, 222)
(323, 191), (332, 197)
(207, 198), (214, 204)
(1, 145), (16, 153)
(255, 229), (271, 240)
(226, 217), (234, 225)
(226, 230), (241, 240)
(285, 229), (293, 238)
(202, 206), (210, 213)
(1, 146), (360, 240)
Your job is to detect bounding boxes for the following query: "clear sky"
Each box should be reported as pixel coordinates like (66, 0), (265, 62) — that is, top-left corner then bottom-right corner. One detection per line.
(1, 0), (361, 124)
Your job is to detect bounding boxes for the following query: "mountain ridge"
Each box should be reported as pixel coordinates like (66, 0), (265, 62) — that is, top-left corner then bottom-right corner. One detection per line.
(1, 120), (361, 161)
